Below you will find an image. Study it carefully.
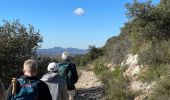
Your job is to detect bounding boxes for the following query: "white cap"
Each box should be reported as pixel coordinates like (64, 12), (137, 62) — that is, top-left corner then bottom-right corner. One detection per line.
(62, 51), (70, 60)
(47, 62), (59, 72)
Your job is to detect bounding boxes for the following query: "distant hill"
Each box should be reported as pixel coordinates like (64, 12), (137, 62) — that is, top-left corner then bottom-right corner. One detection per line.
(36, 47), (88, 56)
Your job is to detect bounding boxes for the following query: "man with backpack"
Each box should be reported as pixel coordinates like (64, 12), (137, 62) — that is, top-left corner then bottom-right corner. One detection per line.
(6, 59), (52, 100)
(59, 52), (79, 100)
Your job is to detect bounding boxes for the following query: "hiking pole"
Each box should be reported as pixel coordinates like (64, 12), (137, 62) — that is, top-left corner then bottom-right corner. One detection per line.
(12, 78), (17, 96)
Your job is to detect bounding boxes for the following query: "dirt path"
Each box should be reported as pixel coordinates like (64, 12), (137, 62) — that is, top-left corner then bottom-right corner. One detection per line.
(75, 70), (104, 100)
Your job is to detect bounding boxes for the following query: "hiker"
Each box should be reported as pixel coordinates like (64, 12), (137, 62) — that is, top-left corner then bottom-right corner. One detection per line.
(0, 79), (5, 100)
(5, 59), (52, 100)
(41, 62), (69, 100)
(59, 51), (79, 100)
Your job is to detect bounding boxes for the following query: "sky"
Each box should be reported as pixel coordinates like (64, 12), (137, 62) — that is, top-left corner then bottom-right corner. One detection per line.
(0, 0), (160, 49)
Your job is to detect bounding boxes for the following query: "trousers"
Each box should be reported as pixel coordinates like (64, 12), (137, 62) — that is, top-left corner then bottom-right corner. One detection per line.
(68, 90), (76, 100)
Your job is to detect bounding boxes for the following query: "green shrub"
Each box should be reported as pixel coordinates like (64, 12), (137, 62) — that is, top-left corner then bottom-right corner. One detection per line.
(35, 56), (59, 78)
(103, 33), (131, 65)
(0, 20), (42, 88)
(92, 59), (109, 75)
(138, 67), (159, 83)
(150, 72), (170, 99)
(138, 41), (170, 66)
(138, 64), (170, 83)
(93, 61), (139, 100)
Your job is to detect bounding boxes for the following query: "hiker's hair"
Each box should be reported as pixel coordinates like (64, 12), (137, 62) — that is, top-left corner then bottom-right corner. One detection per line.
(0, 79), (5, 100)
(62, 51), (70, 60)
(23, 59), (38, 72)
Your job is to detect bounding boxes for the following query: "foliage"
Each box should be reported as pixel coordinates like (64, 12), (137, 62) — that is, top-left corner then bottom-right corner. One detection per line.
(35, 56), (59, 78)
(73, 54), (90, 68)
(125, 0), (170, 53)
(124, 1), (170, 98)
(92, 59), (109, 75)
(125, 0), (154, 19)
(73, 45), (103, 68)
(138, 40), (170, 66)
(87, 45), (103, 61)
(0, 20), (42, 88)
(138, 64), (170, 82)
(103, 29), (131, 65)
(138, 67), (159, 83)
(149, 64), (170, 99)
(92, 60), (139, 100)
(91, 0), (170, 99)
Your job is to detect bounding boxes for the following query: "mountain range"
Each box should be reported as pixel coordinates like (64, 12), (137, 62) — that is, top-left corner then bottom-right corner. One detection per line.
(37, 47), (88, 57)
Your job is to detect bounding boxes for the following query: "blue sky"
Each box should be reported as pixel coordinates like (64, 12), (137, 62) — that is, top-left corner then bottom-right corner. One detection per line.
(0, 0), (160, 49)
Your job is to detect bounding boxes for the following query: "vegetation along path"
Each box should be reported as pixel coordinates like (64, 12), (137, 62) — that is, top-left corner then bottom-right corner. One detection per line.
(75, 70), (104, 100)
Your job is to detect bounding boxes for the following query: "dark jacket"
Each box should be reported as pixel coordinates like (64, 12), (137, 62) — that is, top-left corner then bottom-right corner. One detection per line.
(5, 75), (52, 100)
(60, 59), (78, 90)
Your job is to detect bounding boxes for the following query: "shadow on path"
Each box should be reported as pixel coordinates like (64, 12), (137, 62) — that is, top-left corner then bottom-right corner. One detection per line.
(75, 86), (104, 100)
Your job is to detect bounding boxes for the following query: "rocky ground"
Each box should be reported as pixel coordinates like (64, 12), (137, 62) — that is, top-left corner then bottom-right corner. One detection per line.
(75, 70), (104, 100)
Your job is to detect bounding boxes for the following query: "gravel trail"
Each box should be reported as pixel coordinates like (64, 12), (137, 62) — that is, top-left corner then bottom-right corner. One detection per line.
(75, 70), (104, 100)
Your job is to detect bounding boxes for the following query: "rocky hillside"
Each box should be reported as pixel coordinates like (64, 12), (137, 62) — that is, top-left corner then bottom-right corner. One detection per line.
(70, 0), (170, 99)
(121, 54), (155, 100)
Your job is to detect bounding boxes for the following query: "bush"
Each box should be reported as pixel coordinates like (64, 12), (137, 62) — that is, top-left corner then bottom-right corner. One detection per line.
(92, 60), (139, 100)
(138, 40), (170, 66)
(35, 56), (59, 78)
(92, 59), (109, 75)
(0, 20), (42, 88)
(103, 33), (131, 65)
(150, 69), (170, 99)
(138, 64), (170, 83)
(138, 67), (159, 83)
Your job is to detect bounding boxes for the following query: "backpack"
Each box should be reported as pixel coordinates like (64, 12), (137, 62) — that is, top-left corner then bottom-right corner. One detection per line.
(11, 78), (39, 100)
(59, 62), (78, 87)
(58, 62), (70, 78)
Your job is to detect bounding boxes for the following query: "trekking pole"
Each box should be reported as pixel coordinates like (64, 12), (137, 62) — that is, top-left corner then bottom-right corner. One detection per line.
(12, 78), (17, 96)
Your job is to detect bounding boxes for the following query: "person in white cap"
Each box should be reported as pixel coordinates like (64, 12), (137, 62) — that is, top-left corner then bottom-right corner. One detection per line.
(59, 52), (78, 100)
(41, 62), (69, 100)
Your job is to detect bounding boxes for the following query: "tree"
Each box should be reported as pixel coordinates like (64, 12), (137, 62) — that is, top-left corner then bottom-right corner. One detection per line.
(125, 0), (170, 65)
(87, 45), (103, 61)
(103, 24), (131, 64)
(126, 0), (170, 42)
(0, 20), (42, 88)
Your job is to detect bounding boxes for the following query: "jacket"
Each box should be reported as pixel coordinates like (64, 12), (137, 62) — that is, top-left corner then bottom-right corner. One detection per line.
(41, 72), (69, 100)
(5, 75), (52, 100)
(60, 59), (78, 90)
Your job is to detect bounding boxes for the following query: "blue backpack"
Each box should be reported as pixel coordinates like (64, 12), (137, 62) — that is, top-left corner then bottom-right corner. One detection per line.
(12, 79), (39, 100)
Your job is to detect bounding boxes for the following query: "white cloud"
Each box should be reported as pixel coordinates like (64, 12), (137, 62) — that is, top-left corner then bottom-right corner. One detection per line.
(74, 8), (85, 16)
